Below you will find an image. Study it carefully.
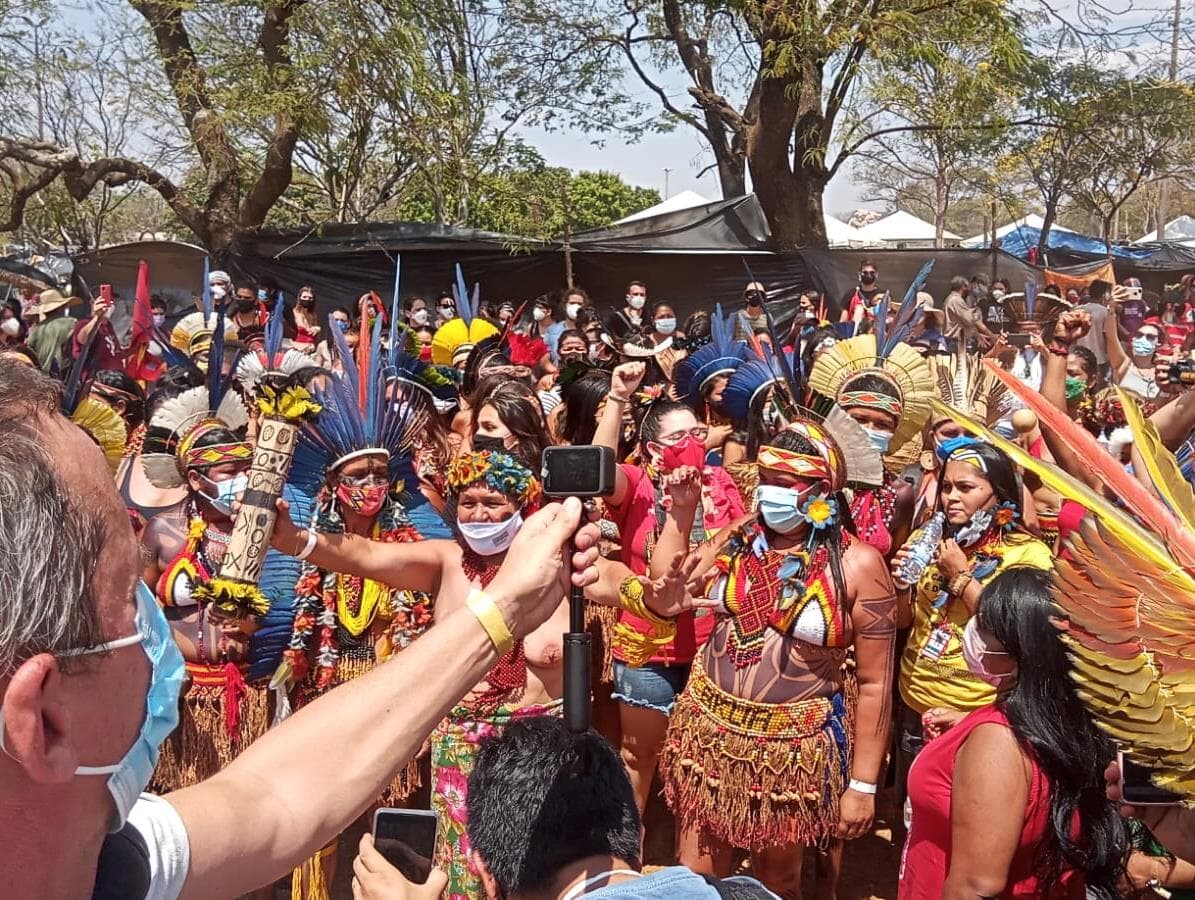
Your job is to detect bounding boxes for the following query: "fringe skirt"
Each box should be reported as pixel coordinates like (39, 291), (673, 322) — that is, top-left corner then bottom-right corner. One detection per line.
(660, 661), (851, 852)
(430, 698), (563, 900)
(586, 601), (620, 685)
(151, 661), (271, 792)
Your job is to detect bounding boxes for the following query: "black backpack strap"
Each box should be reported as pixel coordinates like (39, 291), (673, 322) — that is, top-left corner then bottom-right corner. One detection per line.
(92, 823), (151, 900)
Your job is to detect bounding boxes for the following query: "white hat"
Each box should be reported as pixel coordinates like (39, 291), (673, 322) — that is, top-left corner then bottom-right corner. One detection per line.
(209, 270), (231, 285)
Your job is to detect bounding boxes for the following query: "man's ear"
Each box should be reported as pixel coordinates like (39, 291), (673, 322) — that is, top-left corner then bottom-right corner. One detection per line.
(2, 654), (79, 783)
(471, 850), (502, 900)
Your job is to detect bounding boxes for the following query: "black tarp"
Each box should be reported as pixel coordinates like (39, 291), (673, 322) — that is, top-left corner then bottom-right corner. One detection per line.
(567, 195), (772, 253)
(1045, 243), (1195, 292)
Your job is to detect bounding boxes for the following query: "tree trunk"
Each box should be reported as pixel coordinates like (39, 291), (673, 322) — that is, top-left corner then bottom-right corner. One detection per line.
(934, 173), (948, 249)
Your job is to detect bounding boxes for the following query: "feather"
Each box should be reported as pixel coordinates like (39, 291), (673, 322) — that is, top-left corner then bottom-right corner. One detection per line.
(985, 362), (1195, 568)
(388, 255), (401, 357)
(264, 290), (286, 362)
(872, 290), (888, 354)
(330, 312), (361, 400)
(823, 405), (884, 487)
(1118, 387), (1195, 531)
(453, 263), (475, 326)
(881, 260), (932, 356)
(206, 305), (226, 406)
(216, 390), (250, 433)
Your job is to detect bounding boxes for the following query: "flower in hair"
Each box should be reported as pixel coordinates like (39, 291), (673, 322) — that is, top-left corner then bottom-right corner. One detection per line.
(801, 495), (837, 530)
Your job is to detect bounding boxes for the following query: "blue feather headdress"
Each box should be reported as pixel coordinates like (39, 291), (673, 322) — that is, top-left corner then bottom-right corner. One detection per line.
(723, 344), (786, 424)
(291, 313), (429, 496)
(673, 303), (747, 408)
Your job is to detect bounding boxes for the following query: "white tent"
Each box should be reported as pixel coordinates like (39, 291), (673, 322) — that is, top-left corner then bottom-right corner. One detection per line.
(1133, 215), (1195, 244)
(824, 213), (869, 247)
(614, 190), (715, 224)
(854, 210), (960, 247)
(960, 214), (1076, 248)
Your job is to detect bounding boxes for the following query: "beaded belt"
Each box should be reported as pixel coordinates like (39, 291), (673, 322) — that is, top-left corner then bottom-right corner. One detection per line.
(687, 661), (835, 739)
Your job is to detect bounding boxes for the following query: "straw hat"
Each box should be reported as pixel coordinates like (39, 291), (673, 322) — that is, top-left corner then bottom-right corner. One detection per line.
(34, 288), (80, 319)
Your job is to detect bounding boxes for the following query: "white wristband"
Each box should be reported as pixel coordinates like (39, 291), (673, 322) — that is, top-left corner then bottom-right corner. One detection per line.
(296, 528), (318, 561)
(848, 779), (877, 795)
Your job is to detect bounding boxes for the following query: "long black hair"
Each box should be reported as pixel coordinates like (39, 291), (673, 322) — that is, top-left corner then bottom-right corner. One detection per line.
(560, 369), (610, 447)
(978, 568), (1127, 896)
(939, 439), (1022, 517)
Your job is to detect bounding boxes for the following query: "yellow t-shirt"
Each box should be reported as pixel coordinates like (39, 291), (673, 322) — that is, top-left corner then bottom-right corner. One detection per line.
(899, 533), (1052, 714)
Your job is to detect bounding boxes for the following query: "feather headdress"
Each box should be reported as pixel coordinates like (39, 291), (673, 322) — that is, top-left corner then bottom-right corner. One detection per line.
(140, 385), (250, 488)
(673, 304), (747, 408)
(929, 352), (1012, 427)
(291, 314), (429, 496)
(807, 333), (935, 454)
(170, 311), (238, 367)
(235, 292), (312, 392)
(939, 376), (1195, 797)
(431, 264), (500, 366)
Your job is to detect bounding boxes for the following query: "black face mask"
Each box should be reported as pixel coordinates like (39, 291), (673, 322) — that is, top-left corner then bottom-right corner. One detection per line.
(472, 433), (508, 454)
(860, 273), (877, 286)
(235, 298), (257, 314)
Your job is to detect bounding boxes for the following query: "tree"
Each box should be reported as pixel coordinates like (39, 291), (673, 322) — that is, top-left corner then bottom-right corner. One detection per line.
(527, 0), (1025, 247)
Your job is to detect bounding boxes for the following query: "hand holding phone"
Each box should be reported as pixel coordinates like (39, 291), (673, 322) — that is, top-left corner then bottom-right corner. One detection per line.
(370, 808), (439, 885)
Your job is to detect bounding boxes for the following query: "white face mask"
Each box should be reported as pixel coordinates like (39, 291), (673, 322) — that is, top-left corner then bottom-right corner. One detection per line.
(627, 295), (646, 310)
(991, 289), (1006, 301)
(860, 425), (893, 454)
(210, 285), (227, 302)
(961, 617), (1015, 688)
(654, 317), (677, 335)
(1, 318), (19, 336)
(565, 302), (582, 320)
(411, 308), (429, 326)
(533, 308), (548, 322)
(198, 472), (248, 517)
(458, 512), (523, 556)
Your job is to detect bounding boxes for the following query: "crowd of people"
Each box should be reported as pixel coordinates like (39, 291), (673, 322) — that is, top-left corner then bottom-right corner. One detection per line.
(4, 257), (1195, 900)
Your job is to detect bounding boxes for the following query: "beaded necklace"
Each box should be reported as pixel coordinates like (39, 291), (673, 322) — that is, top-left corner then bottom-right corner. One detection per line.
(462, 546), (528, 710)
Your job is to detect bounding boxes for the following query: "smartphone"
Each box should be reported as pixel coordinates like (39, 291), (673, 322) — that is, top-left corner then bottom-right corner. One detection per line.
(372, 808), (438, 884)
(1127, 286), (1143, 301)
(541, 445), (617, 498)
(1006, 333), (1032, 348)
(1118, 751), (1183, 806)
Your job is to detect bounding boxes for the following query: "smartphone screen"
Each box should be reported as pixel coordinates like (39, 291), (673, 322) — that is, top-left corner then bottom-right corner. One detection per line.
(1119, 752), (1183, 806)
(1006, 333), (1031, 348)
(372, 808), (438, 884)
(99, 284), (113, 304)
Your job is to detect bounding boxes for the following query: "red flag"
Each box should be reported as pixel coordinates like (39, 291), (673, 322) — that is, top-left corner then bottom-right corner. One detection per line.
(125, 259), (159, 383)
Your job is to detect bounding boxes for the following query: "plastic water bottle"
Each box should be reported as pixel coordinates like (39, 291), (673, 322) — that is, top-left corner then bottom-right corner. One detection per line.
(895, 512), (945, 587)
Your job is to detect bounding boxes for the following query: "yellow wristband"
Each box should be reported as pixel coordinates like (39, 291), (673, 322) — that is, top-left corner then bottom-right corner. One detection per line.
(466, 589), (514, 656)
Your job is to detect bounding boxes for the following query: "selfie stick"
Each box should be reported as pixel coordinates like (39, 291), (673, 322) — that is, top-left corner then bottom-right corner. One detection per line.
(564, 535), (591, 733)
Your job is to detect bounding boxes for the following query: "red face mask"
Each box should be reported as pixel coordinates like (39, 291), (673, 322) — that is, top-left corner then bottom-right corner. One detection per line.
(658, 434), (706, 472)
(419, 345), (432, 363)
(336, 482), (387, 516)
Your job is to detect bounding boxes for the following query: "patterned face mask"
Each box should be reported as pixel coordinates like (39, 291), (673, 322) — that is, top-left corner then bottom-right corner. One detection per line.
(336, 482), (387, 516)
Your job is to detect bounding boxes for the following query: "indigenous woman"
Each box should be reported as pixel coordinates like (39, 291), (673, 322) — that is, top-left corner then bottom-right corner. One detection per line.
(660, 415), (897, 896)
(138, 382), (267, 790)
(280, 332), (451, 898)
(270, 450), (567, 900)
(891, 438), (1051, 803)
(673, 305), (747, 465)
(593, 361), (745, 817)
(809, 334), (935, 559)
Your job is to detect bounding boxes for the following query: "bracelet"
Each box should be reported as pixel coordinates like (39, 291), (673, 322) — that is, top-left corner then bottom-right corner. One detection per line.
(296, 528), (318, 560)
(618, 575), (676, 626)
(465, 589), (515, 656)
(848, 779), (877, 795)
(607, 392), (631, 404)
(1046, 341), (1070, 357)
(947, 572), (973, 597)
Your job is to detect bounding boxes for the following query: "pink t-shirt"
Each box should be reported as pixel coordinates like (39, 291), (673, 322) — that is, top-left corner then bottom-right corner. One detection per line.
(607, 463), (742, 665)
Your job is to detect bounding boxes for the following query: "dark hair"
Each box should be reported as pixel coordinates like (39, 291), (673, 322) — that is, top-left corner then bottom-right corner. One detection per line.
(150, 293), (167, 312)
(557, 328), (586, 351)
(837, 372), (901, 430)
(470, 378), (549, 471)
(683, 311), (710, 343)
(860, 258), (875, 270)
(637, 398), (692, 451)
(561, 370), (610, 446)
(1068, 345), (1098, 384)
(800, 325), (839, 380)
(626, 280), (645, 292)
(1089, 280), (1112, 303)
(564, 286), (590, 305)
(402, 295), (426, 313)
(762, 428), (851, 604)
(939, 440), (1021, 515)
(992, 278), (1011, 292)
(650, 301), (675, 318)
(467, 717), (641, 896)
(145, 366), (203, 426)
(534, 294), (557, 317)
(90, 369), (146, 426)
(978, 568), (1127, 895)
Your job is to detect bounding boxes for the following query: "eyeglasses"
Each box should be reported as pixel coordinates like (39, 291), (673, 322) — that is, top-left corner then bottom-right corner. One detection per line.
(660, 426), (709, 444)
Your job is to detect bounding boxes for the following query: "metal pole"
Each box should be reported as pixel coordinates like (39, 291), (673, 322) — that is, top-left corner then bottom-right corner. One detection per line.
(664, 168), (672, 200)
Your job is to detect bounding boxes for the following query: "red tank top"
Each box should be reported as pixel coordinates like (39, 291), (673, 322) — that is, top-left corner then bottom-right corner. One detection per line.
(899, 705), (1084, 899)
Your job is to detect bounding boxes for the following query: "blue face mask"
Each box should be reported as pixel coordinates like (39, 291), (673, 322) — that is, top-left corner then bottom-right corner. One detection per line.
(335, 319), (351, 333)
(756, 484), (807, 534)
(1132, 335), (1157, 357)
(0, 581), (184, 831)
(199, 472), (248, 517)
(860, 426), (893, 454)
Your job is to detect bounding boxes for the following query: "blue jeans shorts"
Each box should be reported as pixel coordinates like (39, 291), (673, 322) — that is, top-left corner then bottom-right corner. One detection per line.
(612, 660), (692, 716)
